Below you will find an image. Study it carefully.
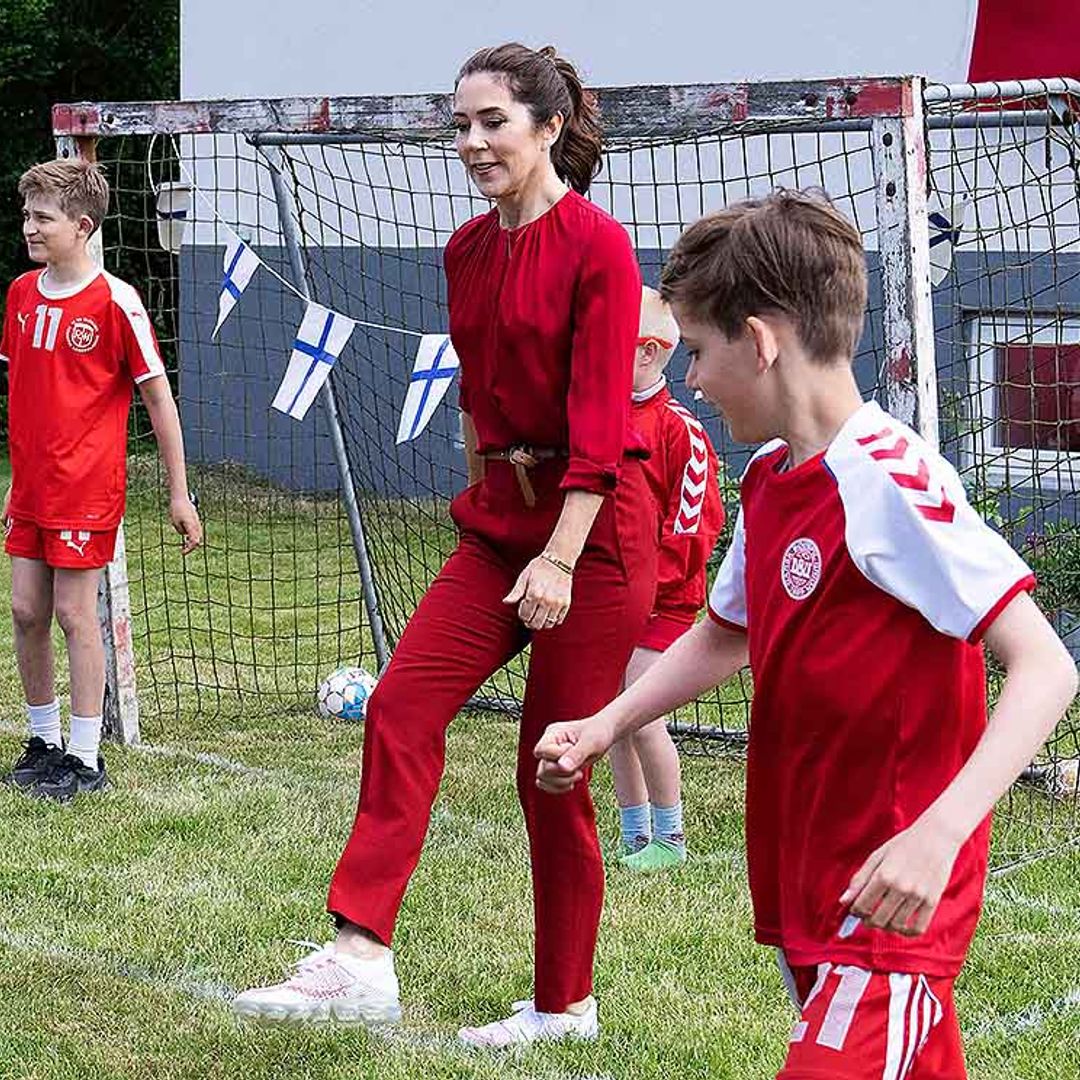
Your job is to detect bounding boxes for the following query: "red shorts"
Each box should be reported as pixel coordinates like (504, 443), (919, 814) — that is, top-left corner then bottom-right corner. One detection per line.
(777, 955), (966, 1079)
(4, 517), (118, 570)
(638, 611), (695, 652)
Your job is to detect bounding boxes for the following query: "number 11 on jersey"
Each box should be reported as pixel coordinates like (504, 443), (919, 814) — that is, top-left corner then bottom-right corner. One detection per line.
(32, 304), (62, 351)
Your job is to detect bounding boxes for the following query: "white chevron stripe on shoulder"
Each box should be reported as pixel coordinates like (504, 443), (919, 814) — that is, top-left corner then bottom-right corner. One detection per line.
(850, 423), (957, 525)
(665, 400), (710, 535)
(665, 399), (704, 432)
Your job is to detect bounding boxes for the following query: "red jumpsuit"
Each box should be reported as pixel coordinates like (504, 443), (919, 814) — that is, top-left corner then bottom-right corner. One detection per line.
(328, 190), (657, 1011)
(632, 380), (724, 651)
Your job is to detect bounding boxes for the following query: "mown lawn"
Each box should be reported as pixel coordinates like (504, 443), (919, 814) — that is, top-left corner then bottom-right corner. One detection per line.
(0, 456), (1077, 1079)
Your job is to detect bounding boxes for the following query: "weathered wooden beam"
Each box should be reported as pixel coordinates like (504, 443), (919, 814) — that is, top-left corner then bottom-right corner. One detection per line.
(52, 77), (915, 141)
(871, 79), (939, 448)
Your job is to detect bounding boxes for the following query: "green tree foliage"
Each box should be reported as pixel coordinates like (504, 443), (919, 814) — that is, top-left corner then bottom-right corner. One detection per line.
(0, 0), (179, 418)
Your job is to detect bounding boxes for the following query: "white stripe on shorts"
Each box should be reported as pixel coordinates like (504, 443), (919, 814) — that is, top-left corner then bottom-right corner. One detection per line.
(883, 973), (914, 1080)
(898, 977), (927, 1078)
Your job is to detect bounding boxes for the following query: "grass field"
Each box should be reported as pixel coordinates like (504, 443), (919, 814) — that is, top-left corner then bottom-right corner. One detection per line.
(0, 457), (1078, 1080)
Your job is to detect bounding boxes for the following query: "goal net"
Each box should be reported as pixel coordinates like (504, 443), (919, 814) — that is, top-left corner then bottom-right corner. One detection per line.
(55, 75), (1079, 865)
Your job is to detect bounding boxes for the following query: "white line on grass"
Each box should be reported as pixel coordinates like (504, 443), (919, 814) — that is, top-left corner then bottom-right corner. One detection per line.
(0, 720), (271, 779)
(0, 928), (235, 1002)
(0, 928), (614, 1079)
(137, 743), (273, 778)
(968, 987), (1080, 1042)
(983, 884), (1072, 919)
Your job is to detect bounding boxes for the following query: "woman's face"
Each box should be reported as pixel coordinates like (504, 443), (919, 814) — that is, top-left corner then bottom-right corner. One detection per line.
(453, 72), (561, 202)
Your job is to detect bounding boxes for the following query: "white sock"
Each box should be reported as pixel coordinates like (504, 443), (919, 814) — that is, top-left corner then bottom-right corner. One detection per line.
(68, 714), (102, 770)
(27, 699), (62, 749)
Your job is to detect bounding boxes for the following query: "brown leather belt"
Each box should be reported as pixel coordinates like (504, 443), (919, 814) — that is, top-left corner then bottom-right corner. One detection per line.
(479, 445), (566, 508)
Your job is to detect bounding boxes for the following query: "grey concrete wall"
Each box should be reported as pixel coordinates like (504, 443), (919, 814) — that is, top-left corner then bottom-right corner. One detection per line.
(178, 247), (1080, 533)
(178, 244), (886, 498)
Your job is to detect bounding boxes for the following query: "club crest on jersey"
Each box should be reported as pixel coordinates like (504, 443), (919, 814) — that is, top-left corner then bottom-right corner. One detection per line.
(781, 537), (821, 600)
(66, 316), (100, 353)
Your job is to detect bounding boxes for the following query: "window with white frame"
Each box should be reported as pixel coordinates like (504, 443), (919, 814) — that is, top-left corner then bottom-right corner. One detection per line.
(966, 314), (1080, 487)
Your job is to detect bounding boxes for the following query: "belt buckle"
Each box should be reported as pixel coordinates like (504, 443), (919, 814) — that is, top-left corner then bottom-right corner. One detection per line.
(508, 445), (537, 468)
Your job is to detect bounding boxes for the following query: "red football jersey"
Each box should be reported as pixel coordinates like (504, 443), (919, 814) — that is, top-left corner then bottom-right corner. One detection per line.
(0, 269), (165, 530)
(709, 401), (1034, 977)
(632, 380), (725, 621)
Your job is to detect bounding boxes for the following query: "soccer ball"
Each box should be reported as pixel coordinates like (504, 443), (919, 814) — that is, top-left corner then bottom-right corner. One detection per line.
(1020, 757), (1080, 801)
(1050, 757), (1079, 801)
(317, 666), (377, 722)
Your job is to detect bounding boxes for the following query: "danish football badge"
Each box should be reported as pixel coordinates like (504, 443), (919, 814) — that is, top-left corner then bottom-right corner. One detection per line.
(781, 537), (822, 600)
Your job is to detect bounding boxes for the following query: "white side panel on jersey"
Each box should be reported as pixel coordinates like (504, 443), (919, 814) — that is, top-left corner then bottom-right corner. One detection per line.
(707, 438), (787, 628)
(828, 402), (1032, 642)
(104, 272), (166, 383)
(709, 508), (748, 628)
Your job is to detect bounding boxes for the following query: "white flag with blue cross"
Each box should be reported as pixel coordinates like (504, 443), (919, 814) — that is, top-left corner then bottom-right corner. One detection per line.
(272, 302), (356, 421)
(396, 334), (461, 443)
(928, 196), (970, 287)
(212, 230), (261, 337)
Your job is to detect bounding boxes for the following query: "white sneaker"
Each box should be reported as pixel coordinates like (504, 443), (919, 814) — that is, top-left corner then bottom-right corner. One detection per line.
(231, 942), (401, 1025)
(457, 996), (599, 1048)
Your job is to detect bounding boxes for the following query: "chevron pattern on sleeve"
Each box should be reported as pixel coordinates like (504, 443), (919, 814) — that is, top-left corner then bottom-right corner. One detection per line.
(665, 400), (710, 535)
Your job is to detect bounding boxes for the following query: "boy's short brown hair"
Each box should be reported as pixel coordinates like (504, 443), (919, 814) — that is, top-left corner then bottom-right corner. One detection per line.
(660, 189), (868, 362)
(18, 159), (109, 233)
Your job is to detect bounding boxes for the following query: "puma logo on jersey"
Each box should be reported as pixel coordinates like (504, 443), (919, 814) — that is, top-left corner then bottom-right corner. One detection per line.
(855, 427), (956, 524)
(59, 529), (91, 557)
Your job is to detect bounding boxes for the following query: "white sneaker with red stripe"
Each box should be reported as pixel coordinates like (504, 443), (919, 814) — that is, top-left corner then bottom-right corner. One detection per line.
(457, 996), (599, 1048)
(231, 942), (401, 1025)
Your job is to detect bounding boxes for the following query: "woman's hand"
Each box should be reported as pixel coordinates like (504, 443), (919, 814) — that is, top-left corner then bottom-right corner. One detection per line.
(504, 554), (572, 630)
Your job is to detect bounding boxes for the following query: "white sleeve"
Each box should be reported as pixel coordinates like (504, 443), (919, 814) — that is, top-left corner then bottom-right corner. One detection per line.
(830, 426), (1034, 643)
(105, 272), (166, 383)
(708, 507), (748, 629)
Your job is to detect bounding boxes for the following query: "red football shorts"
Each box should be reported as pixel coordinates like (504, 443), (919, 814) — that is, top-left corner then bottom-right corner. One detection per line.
(5, 517), (118, 570)
(776, 954), (966, 1079)
(638, 611), (695, 652)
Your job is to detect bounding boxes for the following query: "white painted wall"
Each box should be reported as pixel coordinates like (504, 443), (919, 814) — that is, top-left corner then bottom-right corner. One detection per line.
(177, 1), (1076, 257)
(181, 0), (979, 99)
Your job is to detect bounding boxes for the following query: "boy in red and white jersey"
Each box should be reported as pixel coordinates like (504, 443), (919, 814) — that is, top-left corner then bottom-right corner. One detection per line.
(1, 160), (202, 801)
(535, 191), (1077, 1077)
(609, 286), (724, 871)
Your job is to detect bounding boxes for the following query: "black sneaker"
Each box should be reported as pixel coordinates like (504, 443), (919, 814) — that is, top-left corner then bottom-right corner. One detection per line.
(2, 737), (66, 790)
(32, 753), (108, 803)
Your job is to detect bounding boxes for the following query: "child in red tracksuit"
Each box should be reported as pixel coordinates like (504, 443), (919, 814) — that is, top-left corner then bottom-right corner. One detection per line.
(608, 286), (724, 872)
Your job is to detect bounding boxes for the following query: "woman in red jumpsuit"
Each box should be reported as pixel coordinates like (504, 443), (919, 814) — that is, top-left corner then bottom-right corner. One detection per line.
(232, 42), (657, 1047)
